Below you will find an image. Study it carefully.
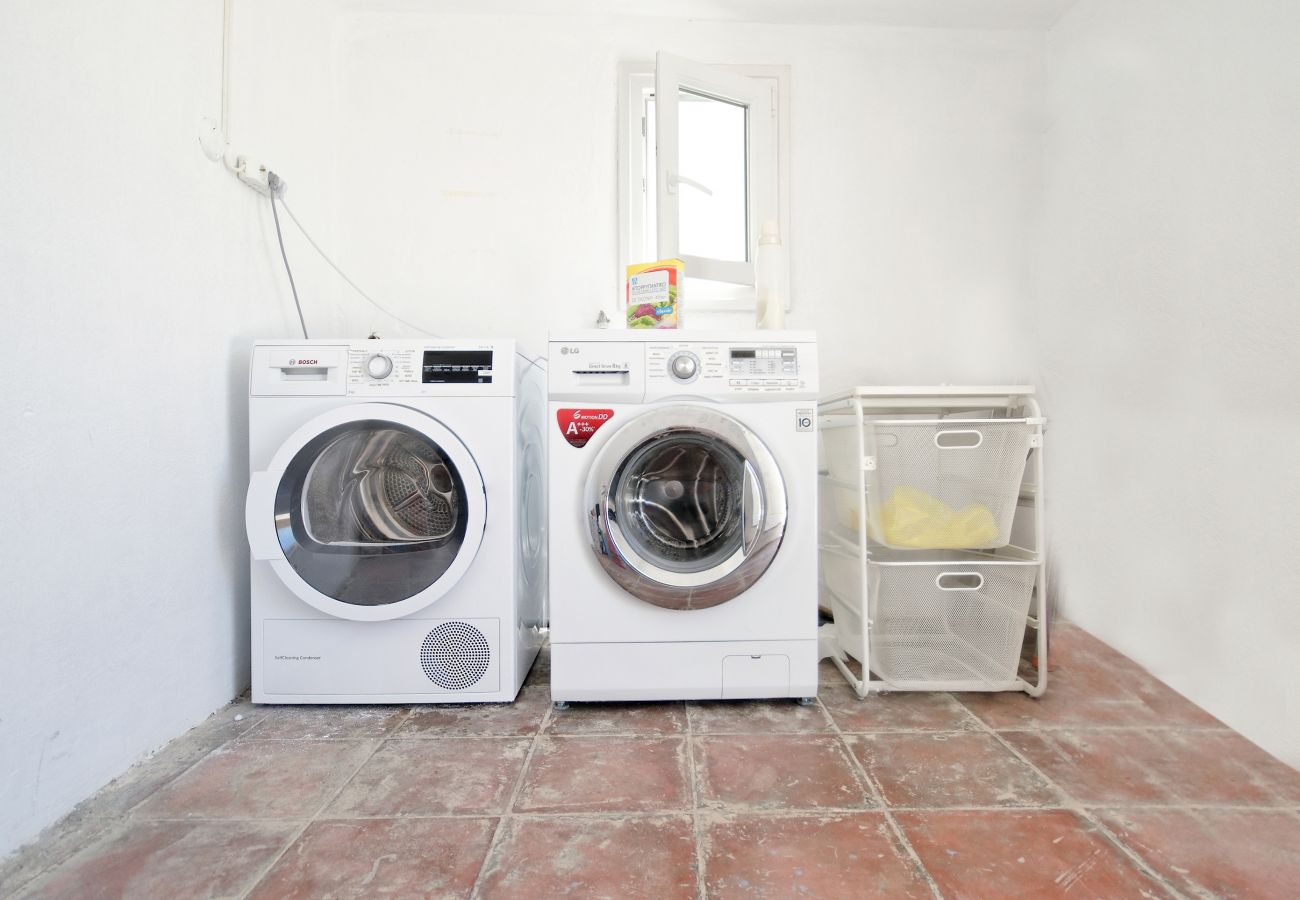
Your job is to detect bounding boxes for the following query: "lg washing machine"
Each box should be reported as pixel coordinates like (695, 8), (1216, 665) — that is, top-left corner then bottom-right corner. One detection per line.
(547, 330), (819, 702)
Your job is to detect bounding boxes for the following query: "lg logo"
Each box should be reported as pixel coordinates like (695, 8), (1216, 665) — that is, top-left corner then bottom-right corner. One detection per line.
(559, 346), (580, 356)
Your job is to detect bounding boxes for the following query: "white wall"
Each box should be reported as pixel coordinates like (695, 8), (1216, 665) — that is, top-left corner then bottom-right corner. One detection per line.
(0, 1), (1045, 857)
(0, 1), (295, 856)
(1037, 0), (1300, 765)
(234, 2), (1042, 390)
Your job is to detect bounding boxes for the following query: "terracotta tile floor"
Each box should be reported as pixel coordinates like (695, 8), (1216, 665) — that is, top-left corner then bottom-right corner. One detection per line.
(5, 621), (1299, 899)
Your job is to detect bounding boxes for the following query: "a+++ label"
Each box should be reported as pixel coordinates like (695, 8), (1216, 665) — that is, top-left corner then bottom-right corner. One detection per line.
(557, 409), (614, 448)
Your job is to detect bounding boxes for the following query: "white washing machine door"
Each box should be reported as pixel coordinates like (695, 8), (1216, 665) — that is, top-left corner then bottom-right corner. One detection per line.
(584, 405), (787, 610)
(246, 403), (486, 622)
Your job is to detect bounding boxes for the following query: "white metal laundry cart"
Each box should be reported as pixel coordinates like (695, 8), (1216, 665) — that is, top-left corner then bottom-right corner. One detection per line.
(817, 386), (1047, 697)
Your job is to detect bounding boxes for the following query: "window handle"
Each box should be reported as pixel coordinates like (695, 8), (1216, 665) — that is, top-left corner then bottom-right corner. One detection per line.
(667, 171), (714, 197)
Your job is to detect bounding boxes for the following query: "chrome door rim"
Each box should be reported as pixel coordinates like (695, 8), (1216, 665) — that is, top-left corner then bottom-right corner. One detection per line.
(584, 405), (787, 610)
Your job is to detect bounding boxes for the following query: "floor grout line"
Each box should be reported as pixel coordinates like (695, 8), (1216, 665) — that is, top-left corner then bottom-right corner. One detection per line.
(962, 700), (1195, 900)
(467, 669), (554, 900)
(234, 732), (546, 742)
(843, 723), (1232, 734)
(821, 693), (945, 900)
(684, 703), (707, 900)
(234, 706), (413, 900)
(80, 797), (1300, 824)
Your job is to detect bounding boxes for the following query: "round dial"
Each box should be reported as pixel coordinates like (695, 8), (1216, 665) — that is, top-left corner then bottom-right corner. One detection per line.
(366, 354), (394, 380)
(669, 352), (699, 381)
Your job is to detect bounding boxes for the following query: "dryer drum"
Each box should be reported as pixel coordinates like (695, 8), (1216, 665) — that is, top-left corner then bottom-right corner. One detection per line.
(304, 427), (460, 545)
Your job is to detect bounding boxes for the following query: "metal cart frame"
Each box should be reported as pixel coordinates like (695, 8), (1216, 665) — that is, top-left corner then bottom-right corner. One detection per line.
(817, 386), (1047, 698)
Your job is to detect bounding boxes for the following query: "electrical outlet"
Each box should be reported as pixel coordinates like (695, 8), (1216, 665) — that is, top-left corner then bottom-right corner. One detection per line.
(234, 156), (271, 195)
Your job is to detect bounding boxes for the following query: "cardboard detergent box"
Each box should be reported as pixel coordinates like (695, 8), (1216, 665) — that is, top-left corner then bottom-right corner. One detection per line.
(626, 259), (682, 328)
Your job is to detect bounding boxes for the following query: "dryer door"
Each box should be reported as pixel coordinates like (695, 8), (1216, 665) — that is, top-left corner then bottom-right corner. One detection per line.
(584, 405), (787, 610)
(246, 403), (487, 621)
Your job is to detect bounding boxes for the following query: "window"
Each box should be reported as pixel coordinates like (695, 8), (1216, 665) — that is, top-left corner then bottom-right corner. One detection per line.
(619, 54), (791, 313)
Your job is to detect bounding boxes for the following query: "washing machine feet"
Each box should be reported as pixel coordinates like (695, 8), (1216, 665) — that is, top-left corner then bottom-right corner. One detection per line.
(797, 697), (816, 706)
(553, 700), (570, 711)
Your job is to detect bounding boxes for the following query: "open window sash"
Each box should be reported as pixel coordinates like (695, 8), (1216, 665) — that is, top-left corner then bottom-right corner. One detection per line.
(654, 52), (775, 286)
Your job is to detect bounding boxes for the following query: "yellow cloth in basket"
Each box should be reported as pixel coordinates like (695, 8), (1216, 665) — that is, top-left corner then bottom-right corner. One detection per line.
(870, 486), (999, 549)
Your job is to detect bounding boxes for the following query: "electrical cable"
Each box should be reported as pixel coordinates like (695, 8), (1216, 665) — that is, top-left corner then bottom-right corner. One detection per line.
(269, 189), (309, 339)
(273, 192), (546, 374)
(276, 194), (434, 339)
(516, 350), (549, 377)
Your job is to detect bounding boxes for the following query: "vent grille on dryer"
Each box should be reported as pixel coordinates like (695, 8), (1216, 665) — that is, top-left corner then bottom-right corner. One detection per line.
(420, 622), (491, 690)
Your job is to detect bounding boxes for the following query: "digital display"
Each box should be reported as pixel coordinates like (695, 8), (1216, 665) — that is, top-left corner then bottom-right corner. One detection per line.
(729, 346), (798, 383)
(422, 350), (494, 384)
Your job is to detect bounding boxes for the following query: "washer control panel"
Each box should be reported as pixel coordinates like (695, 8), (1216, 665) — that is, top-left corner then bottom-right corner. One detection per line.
(548, 334), (817, 402)
(644, 342), (808, 395)
(727, 347), (799, 388)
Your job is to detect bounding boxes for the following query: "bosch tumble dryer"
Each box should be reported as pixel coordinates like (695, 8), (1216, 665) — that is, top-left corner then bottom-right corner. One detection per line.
(245, 339), (545, 703)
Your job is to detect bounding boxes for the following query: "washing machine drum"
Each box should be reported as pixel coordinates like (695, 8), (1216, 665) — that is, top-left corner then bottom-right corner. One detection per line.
(614, 434), (747, 575)
(275, 422), (471, 606)
(585, 405), (789, 611)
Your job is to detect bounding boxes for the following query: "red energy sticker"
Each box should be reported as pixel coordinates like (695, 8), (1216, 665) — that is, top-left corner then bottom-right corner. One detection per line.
(557, 408), (614, 448)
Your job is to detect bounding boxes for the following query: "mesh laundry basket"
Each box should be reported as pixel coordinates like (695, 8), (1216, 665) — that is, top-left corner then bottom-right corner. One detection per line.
(862, 419), (1036, 550)
(823, 552), (867, 663)
(860, 551), (1038, 688)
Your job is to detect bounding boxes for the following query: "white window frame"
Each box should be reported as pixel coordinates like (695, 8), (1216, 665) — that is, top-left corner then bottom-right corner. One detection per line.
(618, 58), (791, 314)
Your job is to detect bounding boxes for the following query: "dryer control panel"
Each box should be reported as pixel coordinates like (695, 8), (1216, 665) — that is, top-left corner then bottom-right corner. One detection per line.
(249, 340), (516, 398)
(342, 348), (497, 386)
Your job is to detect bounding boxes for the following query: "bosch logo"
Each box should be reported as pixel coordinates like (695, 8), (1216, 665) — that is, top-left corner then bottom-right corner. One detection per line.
(295, 359), (319, 365)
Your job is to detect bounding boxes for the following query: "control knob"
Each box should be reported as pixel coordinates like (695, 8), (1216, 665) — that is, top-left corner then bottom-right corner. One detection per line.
(669, 352), (699, 381)
(366, 354), (393, 380)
